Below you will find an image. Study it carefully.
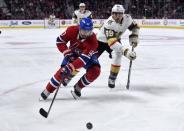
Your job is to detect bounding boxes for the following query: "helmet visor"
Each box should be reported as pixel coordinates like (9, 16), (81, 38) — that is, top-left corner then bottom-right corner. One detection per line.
(112, 12), (123, 16)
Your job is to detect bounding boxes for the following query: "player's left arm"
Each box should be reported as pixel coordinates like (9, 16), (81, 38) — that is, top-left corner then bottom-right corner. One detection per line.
(128, 17), (140, 48)
(69, 34), (98, 71)
(56, 27), (72, 53)
(59, 46), (95, 78)
(72, 11), (78, 24)
(105, 28), (136, 60)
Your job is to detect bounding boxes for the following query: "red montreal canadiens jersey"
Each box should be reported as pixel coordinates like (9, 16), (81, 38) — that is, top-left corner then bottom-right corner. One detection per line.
(56, 25), (98, 69)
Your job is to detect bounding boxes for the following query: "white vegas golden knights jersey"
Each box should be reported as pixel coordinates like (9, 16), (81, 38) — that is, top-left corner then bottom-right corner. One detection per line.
(49, 15), (56, 21)
(97, 14), (136, 45)
(72, 10), (92, 24)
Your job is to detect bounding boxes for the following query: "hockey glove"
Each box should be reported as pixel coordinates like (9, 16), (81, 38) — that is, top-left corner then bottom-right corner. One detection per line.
(129, 34), (139, 48)
(60, 64), (75, 79)
(63, 49), (75, 62)
(123, 48), (136, 60)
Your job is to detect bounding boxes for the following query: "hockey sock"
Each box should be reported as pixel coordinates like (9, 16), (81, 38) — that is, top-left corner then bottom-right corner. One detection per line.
(75, 65), (100, 89)
(109, 64), (121, 80)
(46, 69), (62, 93)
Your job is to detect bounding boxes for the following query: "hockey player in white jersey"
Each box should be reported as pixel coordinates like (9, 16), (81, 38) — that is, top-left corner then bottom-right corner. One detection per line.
(96, 4), (140, 88)
(72, 3), (92, 25)
(48, 13), (56, 28)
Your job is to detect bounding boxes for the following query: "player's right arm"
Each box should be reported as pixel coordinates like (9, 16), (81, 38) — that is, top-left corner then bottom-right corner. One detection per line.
(56, 27), (79, 63)
(56, 27), (71, 53)
(72, 11), (78, 24)
(104, 21), (136, 60)
(103, 20), (123, 53)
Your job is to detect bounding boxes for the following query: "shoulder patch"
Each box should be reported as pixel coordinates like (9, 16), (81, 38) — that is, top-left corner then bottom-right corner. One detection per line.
(107, 20), (113, 25)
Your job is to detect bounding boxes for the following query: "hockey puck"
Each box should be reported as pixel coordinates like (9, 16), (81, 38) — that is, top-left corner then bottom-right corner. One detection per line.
(86, 122), (93, 130)
(0, 30), (1, 34)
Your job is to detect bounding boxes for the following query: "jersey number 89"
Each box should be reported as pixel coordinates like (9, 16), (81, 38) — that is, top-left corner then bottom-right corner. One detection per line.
(105, 30), (114, 37)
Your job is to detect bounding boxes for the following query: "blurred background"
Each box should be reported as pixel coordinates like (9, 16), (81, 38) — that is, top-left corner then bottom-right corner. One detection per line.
(0, 0), (184, 20)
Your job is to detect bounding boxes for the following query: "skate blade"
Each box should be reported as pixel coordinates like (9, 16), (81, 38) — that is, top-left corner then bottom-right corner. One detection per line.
(71, 90), (80, 100)
(39, 97), (43, 101)
(39, 97), (47, 101)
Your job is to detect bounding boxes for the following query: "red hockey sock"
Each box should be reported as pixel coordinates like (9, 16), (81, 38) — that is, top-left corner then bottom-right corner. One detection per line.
(75, 65), (100, 89)
(46, 69), (62, 93)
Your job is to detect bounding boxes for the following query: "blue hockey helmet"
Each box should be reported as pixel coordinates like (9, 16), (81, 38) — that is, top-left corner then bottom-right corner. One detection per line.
(79, 18), (93, 38)
(79, 17), (93, 31)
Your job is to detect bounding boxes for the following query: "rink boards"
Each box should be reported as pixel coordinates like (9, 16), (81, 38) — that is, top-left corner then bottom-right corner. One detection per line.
(0, 19), (184, 29)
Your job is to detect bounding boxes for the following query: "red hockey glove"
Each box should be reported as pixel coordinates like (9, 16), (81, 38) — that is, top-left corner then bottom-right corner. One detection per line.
(63, 49), (75, 62)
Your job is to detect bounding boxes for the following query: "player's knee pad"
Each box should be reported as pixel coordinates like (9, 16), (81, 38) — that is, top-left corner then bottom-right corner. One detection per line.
(54, 69), (62, 81)
(112, 51), (122, 65)
(86, 65), (101, 81)
(72, 69), (80, 76)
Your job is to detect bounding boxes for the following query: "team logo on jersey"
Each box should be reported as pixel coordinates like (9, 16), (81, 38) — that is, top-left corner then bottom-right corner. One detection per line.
(73, 48), (82, 56)
(89, 50), (95, 57)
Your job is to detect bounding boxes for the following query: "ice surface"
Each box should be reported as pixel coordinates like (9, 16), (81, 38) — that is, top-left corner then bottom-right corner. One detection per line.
(0, 28), (184, 131)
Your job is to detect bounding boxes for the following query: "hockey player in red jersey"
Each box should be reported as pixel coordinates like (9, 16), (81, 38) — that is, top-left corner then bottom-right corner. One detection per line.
(41, 18), (100, 99)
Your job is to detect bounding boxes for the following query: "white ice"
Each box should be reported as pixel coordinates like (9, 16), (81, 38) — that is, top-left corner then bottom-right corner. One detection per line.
(0, 28), (184, 131)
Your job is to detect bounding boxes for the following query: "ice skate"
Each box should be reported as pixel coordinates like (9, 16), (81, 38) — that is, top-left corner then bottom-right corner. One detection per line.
(71, 85), (81, 99)
(40, 89), (50, 100)
(108, 77), (116, 88)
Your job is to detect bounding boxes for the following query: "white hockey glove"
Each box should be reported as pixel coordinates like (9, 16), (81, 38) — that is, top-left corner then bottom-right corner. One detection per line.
(129, 34), (139, 48)
(122, 48), (136, 60)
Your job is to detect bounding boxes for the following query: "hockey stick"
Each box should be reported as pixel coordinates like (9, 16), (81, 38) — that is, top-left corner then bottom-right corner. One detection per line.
(39, 85), (60, 118)
(126, 46), (134, 90)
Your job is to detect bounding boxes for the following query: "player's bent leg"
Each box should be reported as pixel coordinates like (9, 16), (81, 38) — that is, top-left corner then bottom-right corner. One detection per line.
(108, 51), (122, 88)
(72, 65), (101, 98)
(41, 69), (62, 100)
(97, 41), (113, 58)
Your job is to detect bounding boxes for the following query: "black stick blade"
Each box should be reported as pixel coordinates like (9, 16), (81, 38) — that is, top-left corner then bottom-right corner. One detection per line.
(126, 85), (129, 90)
(39, 108), (48, 118)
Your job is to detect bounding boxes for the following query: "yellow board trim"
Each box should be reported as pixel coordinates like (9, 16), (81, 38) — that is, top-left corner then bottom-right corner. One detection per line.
(1, 25), (184, 29)
(139, 25), (184, 29)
